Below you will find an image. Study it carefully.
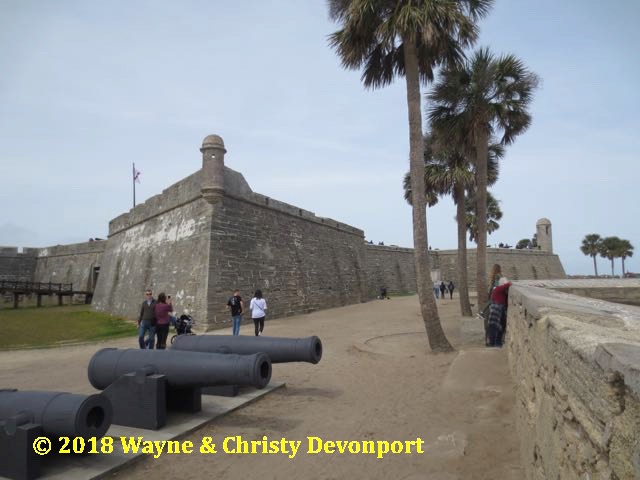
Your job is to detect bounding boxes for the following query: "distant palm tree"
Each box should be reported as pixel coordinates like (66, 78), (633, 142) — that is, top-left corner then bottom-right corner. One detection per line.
(328, 0), (493, 352)
(429, 47), (539, 308)
(580, 233), (602, 276)
(618, 239), (634, 276)
(403, 134), (502, 316)
(599, 236), (623, 276)
(464, 191), (503, 243)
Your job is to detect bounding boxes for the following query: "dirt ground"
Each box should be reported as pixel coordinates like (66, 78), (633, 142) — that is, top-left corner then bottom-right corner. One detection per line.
(0, 294), (521, 480)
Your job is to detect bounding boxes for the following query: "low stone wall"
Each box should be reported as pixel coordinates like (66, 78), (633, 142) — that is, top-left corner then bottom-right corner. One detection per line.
(507, 279), (640, 479)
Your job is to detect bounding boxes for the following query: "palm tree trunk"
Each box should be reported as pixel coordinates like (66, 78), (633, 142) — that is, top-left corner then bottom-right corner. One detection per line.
(622, 257), (626, 276)
(454, 182), (472, 316)
(592, 255), (598, 276)
(611, 258), (614, 276)
(475, 129), (489, 308)
(403, 40), (452, 352)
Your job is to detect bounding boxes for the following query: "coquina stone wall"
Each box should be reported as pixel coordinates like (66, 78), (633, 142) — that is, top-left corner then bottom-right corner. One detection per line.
(364, 244), (416, 295)
(92, 171), (213, 322)
(0, 247), (38, 281)
(206, 191), (367, 326)
(33, 241), (106, 291)
(507, 279), (640, 479)
(434, 248), (566, 285)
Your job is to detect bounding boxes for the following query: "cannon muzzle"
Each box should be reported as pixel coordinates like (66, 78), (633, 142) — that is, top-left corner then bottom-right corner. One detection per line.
(0, 389), (112, 439)
(87, 348), (272, 390)
(171, 335), (323, 364)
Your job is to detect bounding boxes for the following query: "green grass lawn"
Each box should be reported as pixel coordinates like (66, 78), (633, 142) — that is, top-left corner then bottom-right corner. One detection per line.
(0, 305), (138, 349)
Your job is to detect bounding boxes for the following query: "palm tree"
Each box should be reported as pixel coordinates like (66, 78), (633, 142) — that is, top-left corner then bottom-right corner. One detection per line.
(328, 0), (493, 352)
(599, 236), (623, 276)
(429, 47), (539, 308)
(618, 239), (634, 276)
(580, 233), (602, 276)
(403, 134), (502, 317)
(464, 191), (502, 243)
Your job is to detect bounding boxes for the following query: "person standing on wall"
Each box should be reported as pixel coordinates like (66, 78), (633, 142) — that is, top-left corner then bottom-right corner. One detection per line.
(154, 292), (173, 349)
(447, 281), (455, 299)
(138, 289), (157, 349)
(250, 289), (267, 336)
(227, 289), (244, 336)
(439, 281), (447, 300)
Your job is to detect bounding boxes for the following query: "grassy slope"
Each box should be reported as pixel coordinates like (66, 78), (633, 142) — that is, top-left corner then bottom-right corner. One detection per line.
(0, 305), (137, 349)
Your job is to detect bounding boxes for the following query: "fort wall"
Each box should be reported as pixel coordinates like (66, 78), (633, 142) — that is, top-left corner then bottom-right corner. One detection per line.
(32, 241), (107, 292)
(434, 248), (566, 285)
(507, 279), (640, 479)
(207, 193), (367, 326)
(0, 247), (38, 281)
(364, 244), (416, 295)
(91, 171), (212, 322)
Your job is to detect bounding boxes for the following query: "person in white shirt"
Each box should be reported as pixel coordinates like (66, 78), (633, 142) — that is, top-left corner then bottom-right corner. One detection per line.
(249, 289), (267, 336)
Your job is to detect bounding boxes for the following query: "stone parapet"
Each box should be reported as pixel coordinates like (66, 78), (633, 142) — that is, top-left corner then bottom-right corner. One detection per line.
(507, 279), (640, 479)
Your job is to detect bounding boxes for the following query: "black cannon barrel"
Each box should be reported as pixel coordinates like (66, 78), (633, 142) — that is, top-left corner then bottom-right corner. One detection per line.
(87, 348), (272, 390)
(172, 335), (323, 364)
(0, 389), (112, 439)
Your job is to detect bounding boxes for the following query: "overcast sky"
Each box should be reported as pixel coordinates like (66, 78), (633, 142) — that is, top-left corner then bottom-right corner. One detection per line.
(1, 0), (638, 276)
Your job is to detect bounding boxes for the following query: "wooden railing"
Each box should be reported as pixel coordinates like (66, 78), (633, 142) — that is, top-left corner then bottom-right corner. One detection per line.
(0, 280), (73, 293)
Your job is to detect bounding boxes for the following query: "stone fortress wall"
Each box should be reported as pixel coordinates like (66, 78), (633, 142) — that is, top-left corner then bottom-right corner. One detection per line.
(32, 241), (107, 292)
(0, 247), (38, 281)
(507, 279), (640, 479)
(434, 247), (566, 285)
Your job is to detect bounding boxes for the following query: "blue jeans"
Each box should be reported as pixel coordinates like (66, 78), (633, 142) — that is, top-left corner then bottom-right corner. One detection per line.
(138, 321), (156, 349)
(232, 315), (242, 336)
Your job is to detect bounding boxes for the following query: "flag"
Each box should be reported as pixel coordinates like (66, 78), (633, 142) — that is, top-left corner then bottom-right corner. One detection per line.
(133, 166), (141, 183)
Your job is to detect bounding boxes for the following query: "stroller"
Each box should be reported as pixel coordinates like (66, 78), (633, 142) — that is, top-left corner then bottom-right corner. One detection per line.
(170, 314), (196, 345)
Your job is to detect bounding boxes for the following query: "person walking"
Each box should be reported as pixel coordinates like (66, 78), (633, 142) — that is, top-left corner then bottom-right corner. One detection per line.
(154, 292), (173, 349)
(433, 281), (440, 299)
(249, 289), (267, 336)
(439, 281), (447, 300)
(138, 289), (156, 349)
(227, 289), (244, 336)
(447, 281), (455, 299)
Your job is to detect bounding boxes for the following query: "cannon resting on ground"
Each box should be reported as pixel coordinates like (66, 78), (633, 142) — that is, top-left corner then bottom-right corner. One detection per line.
(171, 334), (323, 364)
(87, 348), (272, 429)
(0, 389), (113, 480)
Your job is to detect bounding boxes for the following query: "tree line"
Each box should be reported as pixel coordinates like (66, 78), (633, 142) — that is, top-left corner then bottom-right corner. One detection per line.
(580, 234), (634, 276)
(328, 0), (537, 351)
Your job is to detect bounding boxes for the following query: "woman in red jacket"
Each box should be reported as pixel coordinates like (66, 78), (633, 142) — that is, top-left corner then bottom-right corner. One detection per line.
(486, 277), (512, 347)
(154, 292), (173, 350)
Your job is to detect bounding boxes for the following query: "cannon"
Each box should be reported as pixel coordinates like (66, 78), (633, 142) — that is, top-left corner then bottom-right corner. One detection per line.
(0, 389), (112, 480)
(87, 348), (272, 429)
(171, 335), (323, 364)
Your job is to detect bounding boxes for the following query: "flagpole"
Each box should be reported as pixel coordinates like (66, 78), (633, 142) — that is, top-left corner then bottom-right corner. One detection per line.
(133, 162), (136, 209)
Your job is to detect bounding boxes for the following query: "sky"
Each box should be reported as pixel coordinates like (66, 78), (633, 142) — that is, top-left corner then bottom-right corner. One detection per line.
(1, 0), (638, 276)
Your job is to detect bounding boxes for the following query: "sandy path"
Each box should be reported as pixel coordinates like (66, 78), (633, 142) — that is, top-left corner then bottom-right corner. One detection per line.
(0, 295), (521, 479)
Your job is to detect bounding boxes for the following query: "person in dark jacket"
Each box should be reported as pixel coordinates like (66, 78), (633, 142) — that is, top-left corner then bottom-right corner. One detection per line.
(138, 289), (157, 349)
(447, 281), (455, 299)
(439, 281), (447, 300)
